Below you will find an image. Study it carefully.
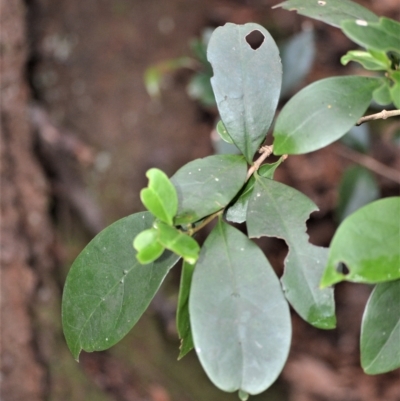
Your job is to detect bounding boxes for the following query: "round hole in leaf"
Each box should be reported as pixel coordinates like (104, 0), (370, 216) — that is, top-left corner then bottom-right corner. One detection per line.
(336, 261), (350, 275)
(245, 30), (265, 50)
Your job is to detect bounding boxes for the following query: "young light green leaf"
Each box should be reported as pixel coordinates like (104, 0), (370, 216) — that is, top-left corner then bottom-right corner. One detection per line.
(373, 81), (392, 106)
(225, 157), (285, 223)
(341, 50), (391, 71)
(342, 17), (400, 54)
(140, 168), (178, 226)
(156, 222), (200, 265)
(321, 197), (400, 287)
(171, 155), (247, 225)
(273, 0), (378, 28)
(361, 280), (400, 374)
(390, 71), (400, 108)
(247, 176), (336, 329)
(273, 76), (382, 155)
(176, 261), (195, 360)
(280, 27), (315, 98)
(208, 23), (282, 163)
(216, 120), (234, 144)
(336, 166), (379, 223)
(62, 212), (180, 360)
(133, 228), (164, 264)
(190, 219), (291, 395)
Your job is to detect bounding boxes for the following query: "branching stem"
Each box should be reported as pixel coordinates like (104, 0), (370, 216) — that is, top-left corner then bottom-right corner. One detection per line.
(246, 145), (275, 181)
(356, 109), (400, 126)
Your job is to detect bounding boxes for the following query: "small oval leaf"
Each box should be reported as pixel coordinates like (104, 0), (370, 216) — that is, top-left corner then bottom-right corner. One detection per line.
(190, 219), (291, 395)
(361, 280), (400, 374)
(273, 76), (382, 155)
(171, 155), (247, 225)
(140, 168), (178, 225)
(133, 228), (164, 264)
(62, 212), (180, 360)
(321, 197), (400, 287)
(208, 23), (282, 162)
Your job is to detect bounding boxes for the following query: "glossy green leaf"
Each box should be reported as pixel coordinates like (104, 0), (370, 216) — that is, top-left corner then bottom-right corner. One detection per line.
(373, 81), (392, 106)
(171, 155), (247, 225)
(140, 168), (178, 226)
(190, 219), (291, 395)
(273, 0), (378, 28)
(156, 222), (200, 265)
(361, 280), (400, 374)
(62, 212), (180, 360)
(342, 17), (400, 54)
(176, 261), (195, 360)
(273, 76), (381, 155)
(216, 120), (234, 144)
(133, 228), (164, 264)
(390, 71), (400, 108)
(208, 23), (282, 162)
(321, 197), (400, 286)
(341, 50), (391, 71)
(247, 176), (336, 328)
(225, 157), (285, 223)
(280, 27), (315, 97)
(336, 166), (379, 222)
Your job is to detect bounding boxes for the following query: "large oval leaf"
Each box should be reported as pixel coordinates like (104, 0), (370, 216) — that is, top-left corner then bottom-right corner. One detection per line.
(321, 197), (400, 287)
(247, 176), (336, 329)
(190, 219), (291, 395)
(62, 212), (180, 360)
(361, 280), (400, 374)
(273, 76), (381, 155)
(208, 23), (282, 163)
(273, 0), (378, 28)
(171, 155), (247, 225)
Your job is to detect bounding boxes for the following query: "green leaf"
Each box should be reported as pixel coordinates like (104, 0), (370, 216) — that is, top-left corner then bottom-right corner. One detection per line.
(133, 228), (164, 264)
(273, 76), (382, 155)
(171, 155), (247, 225)
(336, 166), (379, 222)
(373, 80), (392, 106)
(190, 219), (291, 395)
(341, 50), (391, 71)
(389, 71), (400, 108)
(280, 28), (315, 97)
(361, 280), (400, 374)
(208, 23), (282, 163)
(247, 176), (336, 329)
(216, 120), (234, 144)
(176, 261), (195, 359)
(62, 212), (180, 360)
(187, 72), (215, 107)
(156, 222), (200, 265)
(225, 157), (285, 224)
(342, 17), (400, 54)
(341, 124), (370, 153)
(321, 197), (400, 286)
(140, 168), (178, 226)
(273, 0), (378, 28)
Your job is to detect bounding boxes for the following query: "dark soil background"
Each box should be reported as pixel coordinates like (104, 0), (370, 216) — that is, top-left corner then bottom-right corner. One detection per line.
(1, 0), (399, 400)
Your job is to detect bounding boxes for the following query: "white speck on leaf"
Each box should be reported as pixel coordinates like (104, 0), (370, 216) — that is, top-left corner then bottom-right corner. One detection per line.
(356, 19), (368, 26)
(215, 177), (219, 181)
(318, 1), (326, 5)
(257, 193), (261, 197)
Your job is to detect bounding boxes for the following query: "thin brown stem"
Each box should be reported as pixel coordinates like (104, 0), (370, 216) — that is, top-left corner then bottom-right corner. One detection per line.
(356, 109), (400, 126)
(246, 145), (274, 181)
(188, 210), (223, 236)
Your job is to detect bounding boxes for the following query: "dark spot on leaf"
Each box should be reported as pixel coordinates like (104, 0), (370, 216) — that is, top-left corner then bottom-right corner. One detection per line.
(336, 262), (350, 275)
(245, 30), (265, 50)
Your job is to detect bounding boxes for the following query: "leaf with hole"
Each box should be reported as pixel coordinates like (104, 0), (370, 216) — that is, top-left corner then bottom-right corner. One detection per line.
(156, 221), (200, 265)
(360, 280), (400, 374)
(190, 219), (291, 395)
(140, 168), (178, 226)
(208, 23), (282, 162)
(273, 76), (382, 155)
(342, 17), (400, 54)
(273, 0), (378, 28)
(336, 166), (379, 223)
(321, 197), (400, 287)
(247, 176), (336, 329)
(62, 212), (180, 360)
(133, 228), (164, 264)
(176, 260), (195, 359)
(171, 155), (247, 225)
